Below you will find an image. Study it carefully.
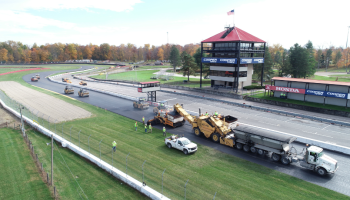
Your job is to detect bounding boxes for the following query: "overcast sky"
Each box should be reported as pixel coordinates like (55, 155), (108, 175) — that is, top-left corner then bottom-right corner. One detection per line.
(0, 0), (349, 49)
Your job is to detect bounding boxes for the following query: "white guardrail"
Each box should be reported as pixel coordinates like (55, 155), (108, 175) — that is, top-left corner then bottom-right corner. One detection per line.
(0, 98), (171, 200)
(47, 76), (350, 155)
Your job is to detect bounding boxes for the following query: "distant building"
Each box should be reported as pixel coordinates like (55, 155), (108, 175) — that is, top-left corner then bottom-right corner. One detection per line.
(200, 26), (266, 91)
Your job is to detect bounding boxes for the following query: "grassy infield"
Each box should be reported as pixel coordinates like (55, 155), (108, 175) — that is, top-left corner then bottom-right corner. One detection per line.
(92, 68), (212, 88)
(0, 65), (349, 199)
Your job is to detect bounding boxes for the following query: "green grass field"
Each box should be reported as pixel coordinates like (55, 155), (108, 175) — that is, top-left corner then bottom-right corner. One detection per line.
(311, 75), (350, 82)
(1, 64), (349, 200)
(0, 128), (52, 200)
(91, 69), (211, 87)
(22, 128), (148, 200)
(316, 67), (350, 73)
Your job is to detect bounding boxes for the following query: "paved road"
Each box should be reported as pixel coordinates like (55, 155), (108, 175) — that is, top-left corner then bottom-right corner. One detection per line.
(59, 73), (350, 148)
(23, 67), (350, 196)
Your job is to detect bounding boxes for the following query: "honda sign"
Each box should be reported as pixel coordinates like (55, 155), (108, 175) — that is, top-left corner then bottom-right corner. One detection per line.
(265, 85), (305, 94)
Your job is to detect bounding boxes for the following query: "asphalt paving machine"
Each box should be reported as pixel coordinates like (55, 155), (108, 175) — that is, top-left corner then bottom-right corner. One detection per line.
(64, 86), (74, 94)
(133, 97), (149, 109)
(78, 88), (89, 97)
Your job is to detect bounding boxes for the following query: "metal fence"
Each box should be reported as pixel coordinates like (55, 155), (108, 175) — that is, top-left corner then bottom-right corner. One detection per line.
(0, 90), (221, 200)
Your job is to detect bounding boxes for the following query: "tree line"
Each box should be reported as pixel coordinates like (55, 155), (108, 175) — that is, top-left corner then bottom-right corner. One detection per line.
(255, 41), (350, 80)
(0, 41), (200, 63)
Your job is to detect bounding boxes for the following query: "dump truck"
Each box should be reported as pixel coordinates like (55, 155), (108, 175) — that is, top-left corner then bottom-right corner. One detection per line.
(164, 135), (197, 155)
(233, 126), (338, 175)
(153, 101), (171, 114)
(174, 103), (238, 143)
(64, 86), (74, 94)
(133, 97), (149, 109)
(148, 109), (185, 128)
(79, 81), (87, 86)
(78, 88), (89, 97)
(35, 74), (40, 79)
(31, 76), (38, 82)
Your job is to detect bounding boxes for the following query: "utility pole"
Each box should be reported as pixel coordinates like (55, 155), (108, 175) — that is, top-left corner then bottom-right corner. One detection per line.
(19, 105), (25, 136)
(51, 134), (54, 186)
(167, 32), (169, 44)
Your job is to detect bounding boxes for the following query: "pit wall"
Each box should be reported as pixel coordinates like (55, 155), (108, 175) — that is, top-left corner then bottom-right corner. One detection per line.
(0, 98), (170, 200)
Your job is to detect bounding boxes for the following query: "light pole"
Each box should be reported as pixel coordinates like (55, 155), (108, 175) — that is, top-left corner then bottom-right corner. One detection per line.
(346, 26), (350, 73)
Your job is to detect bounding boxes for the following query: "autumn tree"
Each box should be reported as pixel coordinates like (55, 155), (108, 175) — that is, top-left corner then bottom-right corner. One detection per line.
(144, 44), (150, 60)
(181, 52), (198, 81)
(0, 48), (8, 62)
(157, 48), (164, 60)
(84, 46), (92, 59)
(100, 43), (110, 60)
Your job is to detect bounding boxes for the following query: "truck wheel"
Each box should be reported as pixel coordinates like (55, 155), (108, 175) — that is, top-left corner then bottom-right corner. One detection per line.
(183, 149), (188, 155)
(271, 153), (281, 162)
(317, 167), (326, 176)
(243, 145), (250, 152)
(257, 149), (264, 156)
(236, 143), (243, 150)
(281, 156), (291, 165)
(211, 133), (220, 143)
(167, 143), (172, 149)
(194, 128), (202, 136)
(250, 147), (257, 153)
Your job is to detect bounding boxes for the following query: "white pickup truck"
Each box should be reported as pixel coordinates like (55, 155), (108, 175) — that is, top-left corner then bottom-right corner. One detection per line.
(164, 136), (197, 155)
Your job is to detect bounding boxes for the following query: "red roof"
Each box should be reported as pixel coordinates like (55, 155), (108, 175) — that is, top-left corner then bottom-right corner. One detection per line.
(272, 77), (350, 87)
(201, 27), (265, 43)
(139, 81), (160, 84)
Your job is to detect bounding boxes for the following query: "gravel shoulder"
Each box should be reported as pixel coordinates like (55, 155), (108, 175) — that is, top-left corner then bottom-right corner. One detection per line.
(0, 81), (91, 123)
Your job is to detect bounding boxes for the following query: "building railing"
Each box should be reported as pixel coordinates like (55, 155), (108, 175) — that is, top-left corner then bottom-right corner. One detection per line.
(203, 47), (264, 51)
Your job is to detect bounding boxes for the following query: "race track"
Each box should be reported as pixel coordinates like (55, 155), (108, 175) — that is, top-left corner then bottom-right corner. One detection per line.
(22, 66), (350, 196)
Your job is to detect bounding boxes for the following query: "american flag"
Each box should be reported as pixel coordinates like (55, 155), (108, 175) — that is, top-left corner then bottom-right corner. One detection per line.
(227, 10), (234, 16)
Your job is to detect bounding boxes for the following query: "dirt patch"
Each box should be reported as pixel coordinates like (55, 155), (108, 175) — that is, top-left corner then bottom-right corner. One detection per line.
(0, 104), (21, 128)
(0, 81), (91, 123)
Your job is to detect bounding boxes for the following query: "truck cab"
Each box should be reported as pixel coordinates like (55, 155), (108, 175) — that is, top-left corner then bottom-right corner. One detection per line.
(305, 146), (338, 175)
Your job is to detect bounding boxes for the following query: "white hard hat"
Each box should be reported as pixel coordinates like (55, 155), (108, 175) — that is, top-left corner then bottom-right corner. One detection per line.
(114, 141), (116, 143)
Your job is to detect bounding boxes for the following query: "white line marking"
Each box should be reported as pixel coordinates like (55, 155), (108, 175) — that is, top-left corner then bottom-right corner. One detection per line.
(322, 124), (331, 130)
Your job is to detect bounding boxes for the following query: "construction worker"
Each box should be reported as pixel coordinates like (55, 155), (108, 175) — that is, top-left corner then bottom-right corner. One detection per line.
(135, 121), (138, 131)
(214, 111), (218, 117)
(148, 124), (152, 133)
(142, 116), (145, 125)
(145, 124), (147, 133)
(205, 112), (208, 116)
(112, 141), (117, 152)
(163, 126), (166, 137)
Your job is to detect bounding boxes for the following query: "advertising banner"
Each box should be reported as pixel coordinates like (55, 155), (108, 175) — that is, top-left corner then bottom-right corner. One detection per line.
(240, 58), (264, 64)
(325, 91), (348, 99)
(137, 88), (142, 93)
(305, 89), (326, 96)
(201, 57), (237, 64)
(348, 94), (350, 100)
(265, 85), (305, 94)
